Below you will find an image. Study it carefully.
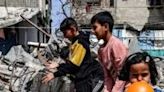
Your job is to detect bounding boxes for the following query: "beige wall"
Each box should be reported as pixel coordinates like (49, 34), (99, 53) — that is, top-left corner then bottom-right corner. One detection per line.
(115, 0), (149, 30)
(72, 0), (164, 30)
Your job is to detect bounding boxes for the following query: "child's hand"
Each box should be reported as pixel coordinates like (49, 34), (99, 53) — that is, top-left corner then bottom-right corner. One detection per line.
(124, 83), (131, 92)
(42, 72), (54, 84)
(44, 61), (59, 69)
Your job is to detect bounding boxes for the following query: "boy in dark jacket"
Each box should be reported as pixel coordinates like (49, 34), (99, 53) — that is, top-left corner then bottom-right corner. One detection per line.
(42, 17), (104, 92)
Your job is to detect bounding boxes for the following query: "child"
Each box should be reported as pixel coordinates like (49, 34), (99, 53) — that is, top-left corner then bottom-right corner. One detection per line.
(90, 11), (128, 92)
(42, 17), (104, 92)
(119, 52), (163, 92)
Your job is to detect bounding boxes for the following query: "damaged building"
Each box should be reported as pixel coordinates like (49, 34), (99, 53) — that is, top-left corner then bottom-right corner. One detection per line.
(71, 0), (164, 57)
(0, 0), (50, 55)
(0, 0), (164, 92)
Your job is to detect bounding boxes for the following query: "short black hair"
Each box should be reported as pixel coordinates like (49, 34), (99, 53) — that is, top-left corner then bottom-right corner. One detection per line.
(91, 11), (114, 33)
(119, 52), (158, 85)
(60, 17), (78, 32)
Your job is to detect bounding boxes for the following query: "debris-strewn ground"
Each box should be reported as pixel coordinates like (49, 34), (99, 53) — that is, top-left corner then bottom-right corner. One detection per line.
(0, 42), (164, 92)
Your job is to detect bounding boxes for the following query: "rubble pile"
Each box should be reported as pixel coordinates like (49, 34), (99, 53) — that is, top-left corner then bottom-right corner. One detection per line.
(0, 45), (44, 92)
(155, 57), (164, 88)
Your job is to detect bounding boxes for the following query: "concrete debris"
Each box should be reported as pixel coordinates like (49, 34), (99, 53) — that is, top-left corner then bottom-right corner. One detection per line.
(155, 57), (164, 88)
(0, 45), (44, 92)
(28, 36), (73, 92)
(0, 7), (39, 28)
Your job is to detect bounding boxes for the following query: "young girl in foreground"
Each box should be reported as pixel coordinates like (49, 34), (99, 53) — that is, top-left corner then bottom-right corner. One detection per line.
(119, 52), (163, 92)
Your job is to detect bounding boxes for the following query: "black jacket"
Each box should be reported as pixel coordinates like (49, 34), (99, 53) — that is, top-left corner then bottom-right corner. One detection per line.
(54, 31), (104, 81)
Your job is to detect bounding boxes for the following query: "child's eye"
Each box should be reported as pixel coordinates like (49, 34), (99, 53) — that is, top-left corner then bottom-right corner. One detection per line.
(141, 73), (148, 77)
(132, 74), (138, 77)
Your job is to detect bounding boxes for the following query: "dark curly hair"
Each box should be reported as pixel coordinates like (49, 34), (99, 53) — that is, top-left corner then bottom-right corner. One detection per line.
(119, 52), (159, 85)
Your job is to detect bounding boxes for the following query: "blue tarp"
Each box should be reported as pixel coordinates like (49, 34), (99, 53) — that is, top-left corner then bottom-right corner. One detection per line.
(51, 0), (71, 32)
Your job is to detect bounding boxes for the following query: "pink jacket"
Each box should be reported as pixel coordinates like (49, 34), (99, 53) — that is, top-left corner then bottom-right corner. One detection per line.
(98, 36), (128, 92)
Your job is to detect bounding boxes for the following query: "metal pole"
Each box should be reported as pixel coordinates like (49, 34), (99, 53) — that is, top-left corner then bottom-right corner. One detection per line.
(20, 15), (51, 37)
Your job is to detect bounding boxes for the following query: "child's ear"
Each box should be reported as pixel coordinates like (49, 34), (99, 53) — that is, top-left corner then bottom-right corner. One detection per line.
(104, 23), (109, 30)
(70, 26), (76, 32)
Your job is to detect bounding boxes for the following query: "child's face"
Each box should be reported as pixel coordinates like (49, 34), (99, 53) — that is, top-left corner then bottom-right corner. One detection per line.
(91, 22), (106, 40)
(129, 62), (151, 84)
(62, 27), (76, 39)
